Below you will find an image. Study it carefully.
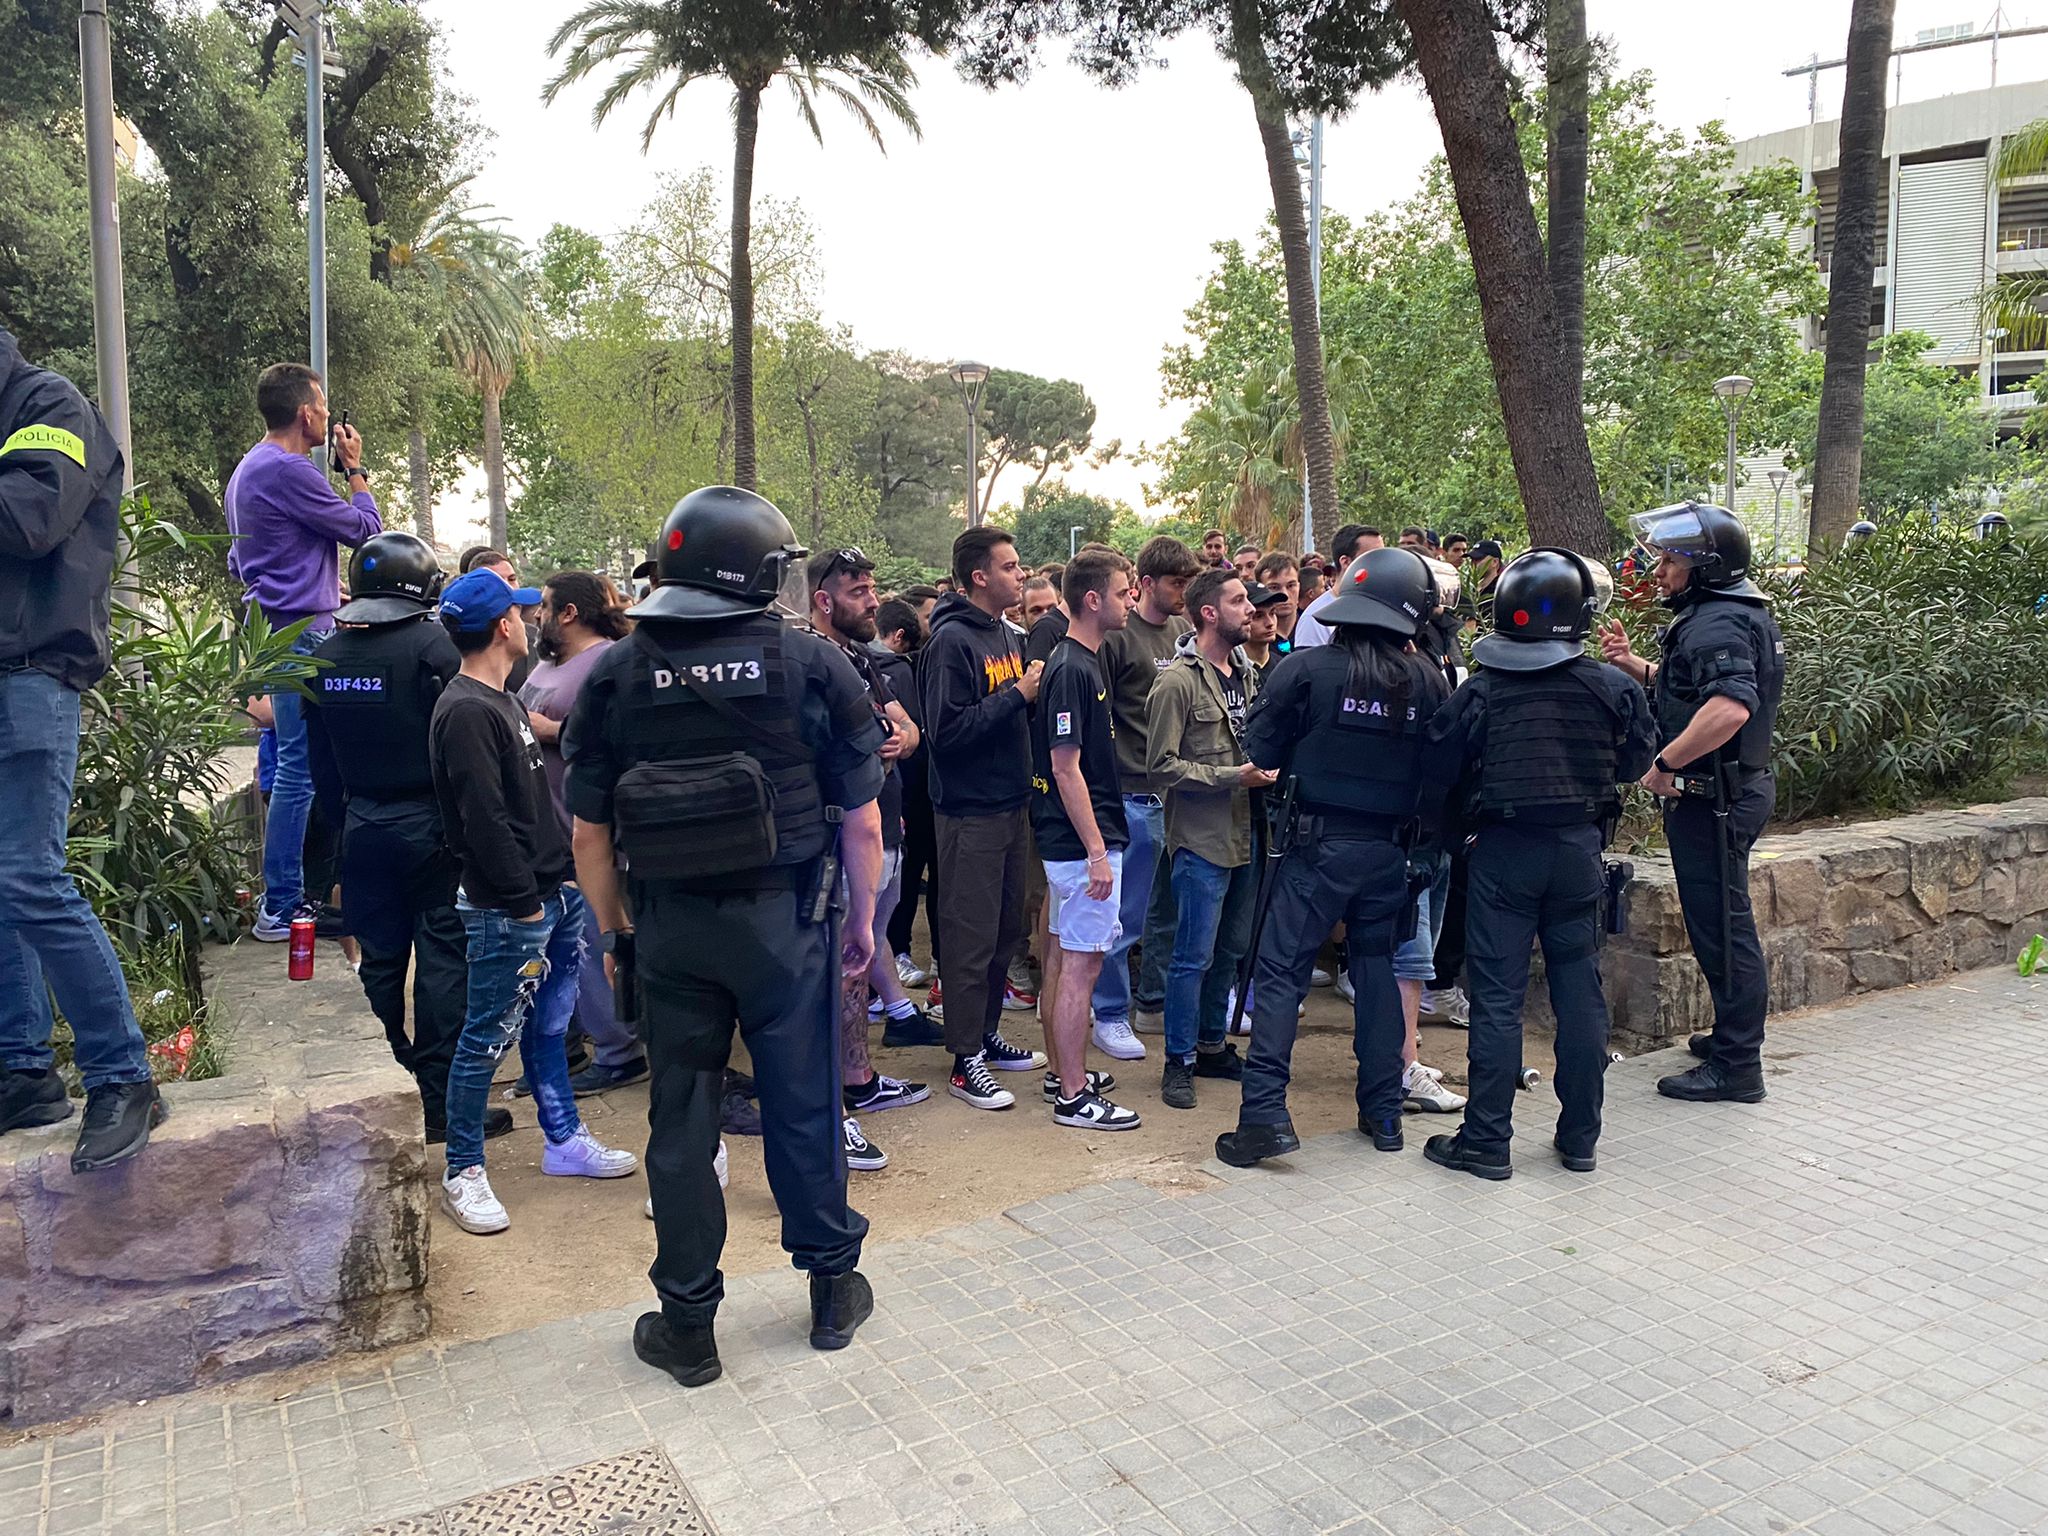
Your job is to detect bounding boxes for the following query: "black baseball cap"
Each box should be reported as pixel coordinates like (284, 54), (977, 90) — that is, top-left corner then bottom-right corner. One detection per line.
(1243, 580), (1288, 609)
(1468, 539), (1504, 562)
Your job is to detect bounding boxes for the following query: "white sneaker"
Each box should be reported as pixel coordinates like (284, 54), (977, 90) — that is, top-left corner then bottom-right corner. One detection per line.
(1091, 1016), (1147, 1061)
(895, 952), (929, 988)
(1308, 967), (1333, 988)
(1403, 1061), (1467, 1114)
(442, 1165), (509, 1234)
(1335, 970), (1356, 1004)
(1421, 985), (1471, 1027)
(540, 1127), (640, 1179)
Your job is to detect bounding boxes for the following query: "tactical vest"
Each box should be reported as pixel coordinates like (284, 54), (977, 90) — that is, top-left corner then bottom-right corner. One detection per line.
(609, 613), (829, 878)
(1656, 596), (1785, 773)
(310, 619), (448, 799)
(1290, 652), (1432, 821)
(1476, 661), (1621, 825)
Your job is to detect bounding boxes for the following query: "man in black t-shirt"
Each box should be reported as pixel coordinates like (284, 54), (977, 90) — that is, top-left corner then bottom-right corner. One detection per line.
(429, 571), (638, 1237)
(1030, 551), (1144, 1132)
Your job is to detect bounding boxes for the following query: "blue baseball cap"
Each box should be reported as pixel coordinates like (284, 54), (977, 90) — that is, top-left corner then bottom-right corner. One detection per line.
(439, 568), (541, 632)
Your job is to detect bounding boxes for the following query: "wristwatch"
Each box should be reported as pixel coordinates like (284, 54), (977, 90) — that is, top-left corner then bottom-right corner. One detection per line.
(601, 929), (633, 954)
(1655, 754), (1679, 775)
(345, 465), (369, 482)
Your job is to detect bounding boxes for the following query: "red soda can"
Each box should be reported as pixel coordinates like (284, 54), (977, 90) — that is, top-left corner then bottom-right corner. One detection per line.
(288, 916), (316, 981)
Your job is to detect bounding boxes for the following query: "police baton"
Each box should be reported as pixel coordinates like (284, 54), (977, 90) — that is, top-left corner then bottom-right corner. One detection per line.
(1229, 775), (1300, 1039)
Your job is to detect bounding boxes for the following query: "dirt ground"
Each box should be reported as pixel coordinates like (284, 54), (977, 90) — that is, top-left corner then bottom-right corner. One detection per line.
(428, 981), (1557, 1344)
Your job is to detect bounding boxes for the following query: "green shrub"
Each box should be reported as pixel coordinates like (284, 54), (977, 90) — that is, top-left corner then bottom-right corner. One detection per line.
(66, 498), (320, 1010)
(1766, 525), (2048, 819)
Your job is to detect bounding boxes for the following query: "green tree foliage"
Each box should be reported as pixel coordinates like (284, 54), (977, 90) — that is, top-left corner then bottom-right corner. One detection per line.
(1158, 70), (1822, 549)
(0, 0), (477, 576)
(1007, 481), (1128, 565)
(977, 367), (1098, 506)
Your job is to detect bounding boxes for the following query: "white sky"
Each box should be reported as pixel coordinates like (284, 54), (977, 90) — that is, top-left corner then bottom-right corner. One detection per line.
(420, 0), (2048, 547)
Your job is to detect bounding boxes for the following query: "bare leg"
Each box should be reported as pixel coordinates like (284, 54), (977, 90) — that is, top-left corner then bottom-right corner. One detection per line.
(1040, 939), (1065, 1056)
(1400, 977), (1423, 1068)
(1053, 948), (1106, 1098)
(841, 972), (873, 1088)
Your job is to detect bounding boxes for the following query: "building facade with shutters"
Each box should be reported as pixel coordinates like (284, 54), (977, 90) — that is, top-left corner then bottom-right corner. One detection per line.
(1722, 78), (2048, 556)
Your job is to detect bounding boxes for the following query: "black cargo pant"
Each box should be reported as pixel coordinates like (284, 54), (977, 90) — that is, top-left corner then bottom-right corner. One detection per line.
(1664, 771), (1774, 1074)
(637, 875), (866, 1328)
(932, 806), (1029, 1058)
(1463, 821), (1609, 1161)
(1238, 834), (1411, 1128)
(341, 798), (466, 1133)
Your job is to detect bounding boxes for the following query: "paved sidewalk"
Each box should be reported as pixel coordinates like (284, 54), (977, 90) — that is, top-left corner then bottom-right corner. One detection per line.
(6, 968), (2047, 1536)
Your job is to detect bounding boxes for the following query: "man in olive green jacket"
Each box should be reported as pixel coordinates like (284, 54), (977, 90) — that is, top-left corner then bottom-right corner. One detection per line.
(1145, 570), (1279, 1109)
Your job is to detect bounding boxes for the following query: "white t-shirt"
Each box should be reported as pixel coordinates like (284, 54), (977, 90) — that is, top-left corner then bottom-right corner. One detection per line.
(1290, 588), (1340, 649)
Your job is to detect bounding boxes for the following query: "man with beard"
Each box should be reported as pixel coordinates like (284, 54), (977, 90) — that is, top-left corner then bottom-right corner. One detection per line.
(805, 547), (930, 1171)
(521, 571), (645, 1095)
(1147, 569), (1276, 1109)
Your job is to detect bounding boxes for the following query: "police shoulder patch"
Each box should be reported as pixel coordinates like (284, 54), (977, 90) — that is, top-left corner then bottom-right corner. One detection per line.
(1, 424), (86, 468)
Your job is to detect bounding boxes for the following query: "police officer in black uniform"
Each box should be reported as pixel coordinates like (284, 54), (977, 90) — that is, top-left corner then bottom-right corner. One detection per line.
(1599, 503), (1785, 1104)
(1420, 549), (1655, 1180)
(303, 533), (513, 1144)
(563, 486), (886, 1389)
(1216, 547), (1452, 1168)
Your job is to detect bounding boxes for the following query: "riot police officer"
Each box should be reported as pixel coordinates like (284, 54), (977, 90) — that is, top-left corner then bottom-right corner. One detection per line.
(1599, 503), (1785, 1103)
(1420, 550), (1655, 1179)
(303, 533), (510, 1143)
(1216, 547), (1452, 1168)
(563, 486), (886, 1389)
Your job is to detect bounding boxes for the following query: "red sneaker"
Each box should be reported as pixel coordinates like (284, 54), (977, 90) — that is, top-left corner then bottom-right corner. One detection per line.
(1002, 982), (1037, 1012)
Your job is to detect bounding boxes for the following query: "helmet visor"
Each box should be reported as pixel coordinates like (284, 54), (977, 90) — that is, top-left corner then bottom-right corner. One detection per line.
(1573, 553), (1615, 614)
(1421, 556), (1459, 611)
(772, 544), (811, 620)
(1628, 505), (1712, 565)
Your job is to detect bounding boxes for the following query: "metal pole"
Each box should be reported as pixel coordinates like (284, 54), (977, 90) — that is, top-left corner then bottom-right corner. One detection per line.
(1723, 403), (1741, 515)
(966, 388), (980, 528)
(1769, 469), (1788, 563)
(1069, 525), (1084, 559)
(78, 0), (132, 496)
(1302, 114), (1324, 559)
(301, 2), (328, 470)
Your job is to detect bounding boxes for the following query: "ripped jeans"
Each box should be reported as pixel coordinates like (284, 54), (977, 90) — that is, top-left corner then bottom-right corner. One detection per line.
(444, 886), (588, 1174)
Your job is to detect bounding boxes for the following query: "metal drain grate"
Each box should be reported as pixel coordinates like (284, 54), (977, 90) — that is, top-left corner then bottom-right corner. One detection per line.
(359, 1446), (717, 1536)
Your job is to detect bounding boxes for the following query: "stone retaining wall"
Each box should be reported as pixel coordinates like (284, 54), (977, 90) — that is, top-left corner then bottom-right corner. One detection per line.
(0, 945), (430, 1427)
(1586, 798), (2048, 1051)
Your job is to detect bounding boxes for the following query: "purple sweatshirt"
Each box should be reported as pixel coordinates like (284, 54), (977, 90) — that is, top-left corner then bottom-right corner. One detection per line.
(225, 440), (382, 630)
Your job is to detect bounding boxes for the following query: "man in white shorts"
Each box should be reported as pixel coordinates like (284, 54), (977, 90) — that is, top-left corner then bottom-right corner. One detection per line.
(1029, 550), (1143, 1131)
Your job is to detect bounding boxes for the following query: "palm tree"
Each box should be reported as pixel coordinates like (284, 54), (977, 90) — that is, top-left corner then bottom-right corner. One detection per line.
(544, 2), (943, 493)
(1176, 353), (1362, 548)
(389, 182), (537, 547)
(1977, 120), (2048, 349)
(1811, 0), (1897, 552)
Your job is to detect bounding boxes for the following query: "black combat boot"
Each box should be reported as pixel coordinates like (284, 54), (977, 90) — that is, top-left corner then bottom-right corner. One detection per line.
(1423, 1131), (1512, 1181)
(810, 1271), (874, 1350)
(1214, 1120), (1300, 1168)
(634, 1312), (721, 1387)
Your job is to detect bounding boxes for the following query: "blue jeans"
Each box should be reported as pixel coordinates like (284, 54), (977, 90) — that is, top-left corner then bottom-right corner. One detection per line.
(1091, 795), (1162, 1024)
(445, 887), (587, 1172)
(572, 895), (641, 1069)
(260, 630), (324, 923)
(0, 669), (149, 1090)
(1394, 853), (1452, 981)
(1164, 848), (1258, 1063)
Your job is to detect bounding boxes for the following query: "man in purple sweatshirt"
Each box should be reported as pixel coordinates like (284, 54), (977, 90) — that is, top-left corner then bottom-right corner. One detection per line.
(226, 363), (382, 937)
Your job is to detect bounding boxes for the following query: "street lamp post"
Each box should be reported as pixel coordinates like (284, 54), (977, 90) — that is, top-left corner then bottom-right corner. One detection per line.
(949, 360), (990, 528)
(1768, 467), (1790, 564)
(1069, 525), (1085, 559)
(78, 0), (132, 495)
(1713, 374), (1755, 515)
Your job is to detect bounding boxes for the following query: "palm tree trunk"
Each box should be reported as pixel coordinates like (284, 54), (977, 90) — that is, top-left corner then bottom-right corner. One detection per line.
(1545, 0), (1590, 400)
(1812, 0), (1896, 552)
(1396, 0), (1608, 557)
(1231, 12), (1340, 556)
(730, 83), (762, 491)
(408, 422), (433, 545)
(482, 379), (508, 550)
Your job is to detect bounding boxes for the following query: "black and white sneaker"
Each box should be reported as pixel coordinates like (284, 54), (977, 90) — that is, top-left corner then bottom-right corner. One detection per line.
(982, 1031), (1048, 1071)
(844, 1073), (931, 1114)
(948, 1053), (1016, 1110)
(1040, 1069), (1116, 1104)
(1052, 1088), (1142, 1132)
(842, 1117), (888, 1171)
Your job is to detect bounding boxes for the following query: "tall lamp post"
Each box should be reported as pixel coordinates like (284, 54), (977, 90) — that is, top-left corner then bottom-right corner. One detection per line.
(78, 0), (132, 495)
(1069, 524), (1085, 559)
(949, 360), (990, 528)
(1713, 374), (1754, 515)
(1767, 467), (1790, 565)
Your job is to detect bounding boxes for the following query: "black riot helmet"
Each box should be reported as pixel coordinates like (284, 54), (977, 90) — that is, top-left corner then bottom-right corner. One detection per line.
(1976, 509), (2011, 542)
(628, 485), (809, 622)
(1471, 548), (1598, 673)
(1628, 500), (1761, 603)
(336, 532), (444, 624)
(1844, 519), (1878, 552)
(1316, 546), (1438, 640)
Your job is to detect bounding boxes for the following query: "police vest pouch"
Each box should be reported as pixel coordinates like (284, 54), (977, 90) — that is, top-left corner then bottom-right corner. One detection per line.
(614, 755), (779, 879)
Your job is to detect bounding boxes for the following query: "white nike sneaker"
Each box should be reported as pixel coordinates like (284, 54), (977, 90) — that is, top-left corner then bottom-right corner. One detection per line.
(1091, 1016), (1147, 1061)
(443, 1165), (510, 1234)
